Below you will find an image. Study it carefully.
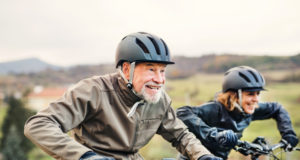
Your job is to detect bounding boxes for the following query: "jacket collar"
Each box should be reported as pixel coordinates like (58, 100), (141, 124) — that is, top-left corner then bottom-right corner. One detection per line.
(113, 72), (142, 107)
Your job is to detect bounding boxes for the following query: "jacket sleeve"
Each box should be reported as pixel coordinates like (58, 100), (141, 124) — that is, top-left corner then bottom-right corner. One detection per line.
(24, 79), (100, 160)
(157, 105), (211, 160)
(252, 102), (297, 138)
(176, 106), (221, 149)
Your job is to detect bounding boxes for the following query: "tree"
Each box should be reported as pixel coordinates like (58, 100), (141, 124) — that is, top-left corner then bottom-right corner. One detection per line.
(0, 96), (35, 160)
(1, 125), (26, 160)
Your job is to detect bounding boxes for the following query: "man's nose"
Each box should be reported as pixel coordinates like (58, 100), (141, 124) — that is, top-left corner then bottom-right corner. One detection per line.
(153, 72), (165, 84)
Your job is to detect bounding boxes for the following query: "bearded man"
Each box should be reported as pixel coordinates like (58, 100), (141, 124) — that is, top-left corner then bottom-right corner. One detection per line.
(24, 32), (222, 160)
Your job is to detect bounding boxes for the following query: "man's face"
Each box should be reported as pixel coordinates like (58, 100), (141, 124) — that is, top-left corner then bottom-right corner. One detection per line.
(123, 62), (166, 103)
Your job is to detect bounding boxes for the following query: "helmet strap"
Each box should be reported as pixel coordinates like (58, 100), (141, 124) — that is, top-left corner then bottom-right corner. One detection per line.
(119, 68), (128, 83)
(120, 62), (142, 98)
(234, 89), (246, 115)
(127, 62), (136, 90)
(238, 89), (242, 106)
(233, 102), (244, 113)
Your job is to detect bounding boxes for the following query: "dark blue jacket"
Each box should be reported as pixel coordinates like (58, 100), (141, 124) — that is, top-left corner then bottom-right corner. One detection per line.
(176, 101), (297, 159)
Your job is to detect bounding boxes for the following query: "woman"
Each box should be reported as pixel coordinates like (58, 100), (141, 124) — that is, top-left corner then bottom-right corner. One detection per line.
(176, 66), (299, 159)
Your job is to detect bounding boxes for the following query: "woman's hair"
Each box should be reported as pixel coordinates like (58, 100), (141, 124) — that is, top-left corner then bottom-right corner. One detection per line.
(217, 91), (259, 111)
(217, 91), (238, 111)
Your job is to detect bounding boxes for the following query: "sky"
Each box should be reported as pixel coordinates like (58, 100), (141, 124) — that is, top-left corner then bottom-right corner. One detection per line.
(0, 0), (300, 66)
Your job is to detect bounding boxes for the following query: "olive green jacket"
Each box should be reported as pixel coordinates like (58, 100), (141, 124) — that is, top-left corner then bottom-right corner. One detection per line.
(24, 72), (210, 160)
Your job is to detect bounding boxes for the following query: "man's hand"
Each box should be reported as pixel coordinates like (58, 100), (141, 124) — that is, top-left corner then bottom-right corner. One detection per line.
(198, 154), (223, 160)
(215, 130), (238, 149)
(80, 151), (115, 160)
(281, 135), (299, 151)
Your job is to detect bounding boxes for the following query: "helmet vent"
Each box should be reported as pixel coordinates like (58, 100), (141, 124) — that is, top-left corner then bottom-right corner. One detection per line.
(161, 39), (169, 56)
(259, 74), (264, 83)
(239, 72), (251, 82)
(248, 70), (259, 82)
(147, 36), (161, 55)
(136, 38), (150, 53)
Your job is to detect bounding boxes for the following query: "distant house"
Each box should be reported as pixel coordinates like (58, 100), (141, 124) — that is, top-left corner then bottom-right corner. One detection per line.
(27, 87), (67, 111)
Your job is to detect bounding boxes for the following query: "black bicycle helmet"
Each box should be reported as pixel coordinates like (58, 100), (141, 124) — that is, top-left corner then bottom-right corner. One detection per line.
(222, 66), (265, 92)
(115, 32), (174, 68)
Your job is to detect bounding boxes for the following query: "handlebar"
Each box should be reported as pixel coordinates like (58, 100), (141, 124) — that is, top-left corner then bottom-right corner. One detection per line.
(234, 136), (299, 160)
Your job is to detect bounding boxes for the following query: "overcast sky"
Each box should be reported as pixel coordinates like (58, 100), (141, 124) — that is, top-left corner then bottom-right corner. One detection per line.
(1, 0), (300, 66)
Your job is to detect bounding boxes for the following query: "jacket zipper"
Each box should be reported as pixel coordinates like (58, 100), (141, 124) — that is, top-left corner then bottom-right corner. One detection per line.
(130, 107), (140, 151)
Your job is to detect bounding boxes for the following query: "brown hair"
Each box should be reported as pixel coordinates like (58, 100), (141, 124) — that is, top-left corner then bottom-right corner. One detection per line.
(217, 91), (238, 111)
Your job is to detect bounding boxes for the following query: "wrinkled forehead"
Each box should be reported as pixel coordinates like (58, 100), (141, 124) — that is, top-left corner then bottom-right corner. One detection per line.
(136, 62), (167, 68)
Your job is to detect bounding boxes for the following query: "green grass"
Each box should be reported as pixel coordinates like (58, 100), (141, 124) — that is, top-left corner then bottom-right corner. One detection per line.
(166, 73), (223, 108)
(27, 148), (55, 160)
(0, 103), (8, 140)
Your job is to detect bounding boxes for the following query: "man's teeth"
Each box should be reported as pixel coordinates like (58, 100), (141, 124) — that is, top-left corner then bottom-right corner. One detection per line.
(147, 85), (160, 89)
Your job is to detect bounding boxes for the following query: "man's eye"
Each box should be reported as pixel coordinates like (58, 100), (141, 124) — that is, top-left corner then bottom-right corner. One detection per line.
(248, 92), (255, 95)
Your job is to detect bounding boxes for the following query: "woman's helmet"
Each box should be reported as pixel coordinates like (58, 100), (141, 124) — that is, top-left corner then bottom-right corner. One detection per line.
(115, 32), (174, 68)
(222, 66), (265, 93)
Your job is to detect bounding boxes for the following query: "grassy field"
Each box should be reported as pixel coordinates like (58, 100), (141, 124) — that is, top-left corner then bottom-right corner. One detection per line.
(1, 72), (299, 159)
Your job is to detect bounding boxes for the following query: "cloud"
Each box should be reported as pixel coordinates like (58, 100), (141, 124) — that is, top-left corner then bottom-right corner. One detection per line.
(0, 0), (300, 66)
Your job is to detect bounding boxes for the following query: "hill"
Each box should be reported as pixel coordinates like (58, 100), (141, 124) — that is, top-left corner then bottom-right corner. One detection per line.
(1, 53), (300, 94)
(0, 58), (62, 74)
(167, 53), (300, 78)
(1, 53), (300, 77)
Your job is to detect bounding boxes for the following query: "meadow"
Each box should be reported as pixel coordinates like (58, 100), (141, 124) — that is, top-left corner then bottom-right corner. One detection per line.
(0, 72), (299, 160)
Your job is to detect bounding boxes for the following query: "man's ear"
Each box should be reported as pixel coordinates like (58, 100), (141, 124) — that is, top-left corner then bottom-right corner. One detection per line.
(122, 62), (130, 80)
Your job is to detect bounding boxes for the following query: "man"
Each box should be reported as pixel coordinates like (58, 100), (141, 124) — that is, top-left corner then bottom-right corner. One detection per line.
(24, 32), (221, 160)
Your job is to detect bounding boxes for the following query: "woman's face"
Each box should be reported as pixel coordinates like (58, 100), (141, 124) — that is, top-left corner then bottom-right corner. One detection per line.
(241, 91), (260, 114)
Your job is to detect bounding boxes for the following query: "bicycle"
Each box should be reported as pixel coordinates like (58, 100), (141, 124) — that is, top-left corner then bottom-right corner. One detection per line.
(234, 136), (300, 160)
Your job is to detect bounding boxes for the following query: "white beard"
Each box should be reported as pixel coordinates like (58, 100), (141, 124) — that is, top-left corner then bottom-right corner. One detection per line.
(137, 82), (163, 104)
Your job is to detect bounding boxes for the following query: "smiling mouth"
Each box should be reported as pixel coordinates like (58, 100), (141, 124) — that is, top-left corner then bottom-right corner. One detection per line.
(146, 85), (161, 90)
(246, 103), (257, 108)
